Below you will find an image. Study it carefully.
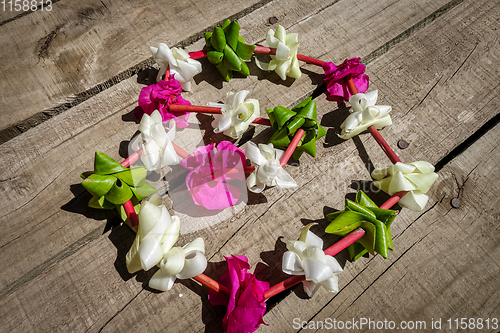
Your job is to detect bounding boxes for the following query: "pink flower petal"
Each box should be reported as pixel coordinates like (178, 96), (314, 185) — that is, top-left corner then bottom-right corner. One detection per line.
(180, 142), (246, 210)
(208, 256), (269, 333)
(322, 58), (370, 102)
(136, 75), (191, 128)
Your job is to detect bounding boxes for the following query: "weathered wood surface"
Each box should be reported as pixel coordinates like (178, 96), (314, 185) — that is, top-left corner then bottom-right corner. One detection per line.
(0, 0), (499, 332)
(0, 0), (457, 292)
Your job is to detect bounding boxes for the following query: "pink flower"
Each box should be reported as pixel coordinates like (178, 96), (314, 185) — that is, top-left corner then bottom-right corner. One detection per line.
(209, 256), (269, 333)
(134, 75), (191, 128)
(180, 141), (246, 210)
(322, 57), (369, 103)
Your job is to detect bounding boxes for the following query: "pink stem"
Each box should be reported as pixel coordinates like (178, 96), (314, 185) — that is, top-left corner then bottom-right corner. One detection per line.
(252, 117), (272, 126)
(264, 228), (365, 300)
(121, 148), (143, 168)
(379, 191), (408, 210)
(189, 50), (208, 60)
(172, 142), (190, 159)
(253, 46), (326, 66)
(280, 129), (305, 167)
(169, 104), (222, 114)
(367, 126), (401, 164)
(122, 197), (139, 230)
(193, 274), (230, 295)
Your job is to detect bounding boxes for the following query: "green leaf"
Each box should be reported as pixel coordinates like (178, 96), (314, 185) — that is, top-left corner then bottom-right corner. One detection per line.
(207, 51), (224, 65)
(269, 128), (291, 150)
(81, 174), (116, 198)
(105, 181), (133, 205)
(348, 242), (369, 261)
(224, 20), (240, 50)
(236, 41), (255, 60)
(216, 63), (232, 82)
(204, 32), (212, 47)
(325, 211), (370, 233)
(88, 195), (115, 210)
(114, 168), (147, 187)
(238, 60), (250, 76)
(223, 45), (243, 71)
(373, 219), (388, 258)
(356, 191), (378, 209)
(80, 171), (93, 179)
(211, 26), (226, 52)
(94, 152), (128, 175)
(118, 197), (141, 223)
(131, 182), (157, 201)
(345, 199), (377, 220)
(221, 18), (231, 29)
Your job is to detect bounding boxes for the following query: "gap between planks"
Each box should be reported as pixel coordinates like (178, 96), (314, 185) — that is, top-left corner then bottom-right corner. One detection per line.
(0, 0), (464, 145)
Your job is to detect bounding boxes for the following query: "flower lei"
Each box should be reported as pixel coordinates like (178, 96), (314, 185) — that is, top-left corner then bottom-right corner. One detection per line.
(77, 19), (440, 333)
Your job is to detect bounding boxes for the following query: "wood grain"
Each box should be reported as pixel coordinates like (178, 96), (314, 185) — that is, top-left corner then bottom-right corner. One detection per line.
(0, 0), (498, 332)
(0, 0), (455, 293)
(0, 0), (270, 131)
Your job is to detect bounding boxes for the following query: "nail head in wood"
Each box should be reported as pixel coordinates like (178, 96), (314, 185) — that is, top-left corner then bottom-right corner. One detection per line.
(268, 16), (278, 24)
(451, 198), (461, 208)
(397, 139), (409, 149)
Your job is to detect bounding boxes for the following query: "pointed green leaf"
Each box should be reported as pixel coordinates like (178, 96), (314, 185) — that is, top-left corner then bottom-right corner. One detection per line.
(345, 199), (377, 220)
(268, 106), (296, 129)
(216, 63), (232, 82)
(94, 152), (128, 175)
(114, 167), (147, 187)
(105, 181), (133, 205)
(316, 124), (327, 139)
(204, 32), (213, 47)
(356, 191), (378, 209)
(224, 20), (240, 50)
(81, 174), (116, 198)
(348, 243), (369, 261)
(295, 99), (316, 120)
(325, 211), (370, 233)
(223, 45), (242, 71)
(211, 26), (226, 52)
(236, 41), (255, 61)
(287, 117), (306, 135)
(373, 219), (388, 258)
(131, 182), (157, 201)
(207, 51), (224, 65)
(269, 128), (291, 150)
(80, 171), (93, 179)
(88, 195), (115, 210)
(367, 207), (397, 226)
(238, 60), (250, 76)
(221, 18), (231, 29)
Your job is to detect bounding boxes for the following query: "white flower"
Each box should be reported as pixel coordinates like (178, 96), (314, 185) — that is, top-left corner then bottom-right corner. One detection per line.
(126, 195), (181, 273)
(339, 90), (392, 139)
(208, 90), (260, 139)
(255, 25), (301, 80)
(245, 142), (297, 193)
(371, 161), (439, 212)
(150, 43), (202, 91)
(149, 237), (207, 292)
(130, 110), (179, 172)
(282, 224), (343, 297)
(125, 196), (207, 292)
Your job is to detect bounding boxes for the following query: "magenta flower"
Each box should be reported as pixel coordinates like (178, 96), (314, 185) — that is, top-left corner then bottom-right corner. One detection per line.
(180, 141), (246, 210)
(209, 256), (269, 333)
(322, 57), (369, 103)
(134, 75), (191, 128)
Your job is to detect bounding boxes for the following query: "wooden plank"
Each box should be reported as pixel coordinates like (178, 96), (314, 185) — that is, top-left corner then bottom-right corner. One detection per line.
(281, 124), (500, 333)
(0, 0), (269, 131)
(0, 0), (450, 142)
(0, 0), (454, 292)
(1, 0), (498, 332)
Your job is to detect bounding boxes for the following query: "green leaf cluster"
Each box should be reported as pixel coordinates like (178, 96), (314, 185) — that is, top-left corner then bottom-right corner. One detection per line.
(80, 152), (157, 211)
(204, 19), (256, 81)
(325, 191), (397, 260)
(267, 97), (326, 160)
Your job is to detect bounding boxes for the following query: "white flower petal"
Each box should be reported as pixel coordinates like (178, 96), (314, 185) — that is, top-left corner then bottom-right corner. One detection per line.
(149, 270), (177, 291)
(282, 251), (305, 275)
(159, 247), (186, 276)
(176, 251), (207, 279)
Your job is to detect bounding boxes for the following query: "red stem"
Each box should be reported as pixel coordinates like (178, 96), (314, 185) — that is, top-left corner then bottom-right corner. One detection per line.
(379, 191), (408, 210)
(170, 104), (222, 114)
(252, 117), (272, 126)
(122, 198), (139, 230)
(189, 50), (208, 60)
(253, 46), (326, 66)
(367, 126), (401, 164)
(280, 129), (305, 167)
(264, 228), (365, 300)
(193, 274), (230, 295)
(172, 142), (190, 159)
(121, 148), (143, 168)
